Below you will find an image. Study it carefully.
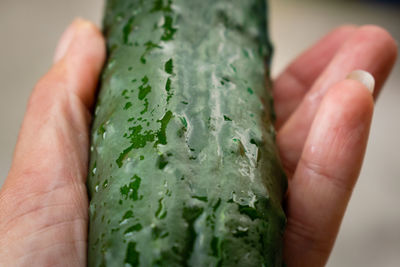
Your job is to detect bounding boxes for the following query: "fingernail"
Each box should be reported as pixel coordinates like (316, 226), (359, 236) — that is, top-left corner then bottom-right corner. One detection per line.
(346, 70), (375, 94)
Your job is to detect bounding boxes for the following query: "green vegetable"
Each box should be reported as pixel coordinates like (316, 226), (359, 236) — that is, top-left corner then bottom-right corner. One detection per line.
(87, 0), (287, 266)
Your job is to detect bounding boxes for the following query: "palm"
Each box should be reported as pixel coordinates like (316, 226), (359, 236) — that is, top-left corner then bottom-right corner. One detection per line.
(0, 21), (396, 267)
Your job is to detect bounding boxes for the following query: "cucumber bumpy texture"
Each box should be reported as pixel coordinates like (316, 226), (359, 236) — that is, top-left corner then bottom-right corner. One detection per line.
(87, 0), (287, 266)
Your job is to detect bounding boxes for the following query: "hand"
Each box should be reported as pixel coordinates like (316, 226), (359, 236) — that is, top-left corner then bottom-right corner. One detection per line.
(0, 19), (396, 266)
(275, 25), (397, 266)
(0, 19), (105, 266)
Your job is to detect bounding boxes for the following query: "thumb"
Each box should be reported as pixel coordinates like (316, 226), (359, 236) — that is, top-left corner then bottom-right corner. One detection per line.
(0, 18), (105, 266)
(1, 18), (105, 201)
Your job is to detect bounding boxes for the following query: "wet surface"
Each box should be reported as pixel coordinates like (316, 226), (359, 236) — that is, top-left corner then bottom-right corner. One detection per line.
(87, 0), (286, 266)
(1, 0), (399, 266)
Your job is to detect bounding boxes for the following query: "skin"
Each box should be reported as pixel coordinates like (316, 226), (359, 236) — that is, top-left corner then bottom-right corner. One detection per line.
(0, 19), (397, 267)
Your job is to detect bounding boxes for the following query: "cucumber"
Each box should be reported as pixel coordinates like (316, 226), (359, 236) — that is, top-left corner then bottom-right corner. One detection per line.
(87, 0), (287, 266)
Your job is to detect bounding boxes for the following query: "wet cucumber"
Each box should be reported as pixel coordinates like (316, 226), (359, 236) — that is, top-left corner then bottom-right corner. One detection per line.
(87, 0), (287, 266)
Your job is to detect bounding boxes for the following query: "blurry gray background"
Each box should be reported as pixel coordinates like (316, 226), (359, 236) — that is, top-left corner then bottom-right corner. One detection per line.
(0, 0), (399, 266)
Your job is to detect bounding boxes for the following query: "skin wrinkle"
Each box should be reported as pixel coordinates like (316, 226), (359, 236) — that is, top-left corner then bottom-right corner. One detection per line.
(27, 201), (84, 237)
(18, 228), (84, 260)
(300, 156), (353, 194)
(9, 154), (83, 202)
(0, 216), (85, 264)
(284, 182), (345, 267)
(0, 199), (87, 265)
(15, 241), (84, 267)
(284, 180), (339, 266)
(0, 193), (86, 244)
(338, 122), (366, 159)
(1, 200), (77, 237)
(0, 175), (87, 229)
(22, 218), (87, 253)
(285, 214), (334, 256)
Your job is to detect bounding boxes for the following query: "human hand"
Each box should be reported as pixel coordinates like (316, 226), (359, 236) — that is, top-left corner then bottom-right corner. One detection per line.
(0, 19), (396, 267)
(274, 25), (397, 266)
(0, 19), (105, 266)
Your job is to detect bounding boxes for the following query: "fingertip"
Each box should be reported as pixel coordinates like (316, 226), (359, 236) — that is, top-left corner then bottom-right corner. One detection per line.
(53, 21), (77, 64)
(346, 70), (375, 94)
(66, 18), (106, 73)
(330, 79), (374, 106)
(323, 79), (375, 126)
(358, 25), (398, 56)
(56, 18), (106, 109)
(305, 79), (375, 159)
(55, 18), (106, 62)
(23, 18), (106, 137)
(353, 25), (398, 85)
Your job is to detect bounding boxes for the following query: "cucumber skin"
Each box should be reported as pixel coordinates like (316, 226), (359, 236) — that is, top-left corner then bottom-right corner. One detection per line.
(87, 0), (287, 266)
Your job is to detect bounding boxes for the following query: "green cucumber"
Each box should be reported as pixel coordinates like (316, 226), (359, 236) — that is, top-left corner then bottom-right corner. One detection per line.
(87, 0), (287, 266)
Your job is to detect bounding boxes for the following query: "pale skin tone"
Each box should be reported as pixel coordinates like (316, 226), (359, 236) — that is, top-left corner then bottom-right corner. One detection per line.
(0, 19), (397, 266)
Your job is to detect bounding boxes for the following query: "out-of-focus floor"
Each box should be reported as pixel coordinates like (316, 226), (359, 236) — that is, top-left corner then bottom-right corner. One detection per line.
(0, 0), (399, 266)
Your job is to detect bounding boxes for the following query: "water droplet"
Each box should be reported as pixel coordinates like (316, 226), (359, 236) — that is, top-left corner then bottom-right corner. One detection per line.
(91, 162), (97, 175)
(192, 195), (208, 202)
(233, 226), (249, 237)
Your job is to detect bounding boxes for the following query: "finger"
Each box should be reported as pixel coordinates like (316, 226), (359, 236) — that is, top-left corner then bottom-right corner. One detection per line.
(283, 79), (374, 267)
(274, 25), (358, 129)
(278, 25), (397, 174)
(1, 18), (105, 209)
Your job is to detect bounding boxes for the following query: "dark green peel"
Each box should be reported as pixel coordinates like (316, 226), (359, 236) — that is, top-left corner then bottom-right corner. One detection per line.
(88, 0), (287, 266)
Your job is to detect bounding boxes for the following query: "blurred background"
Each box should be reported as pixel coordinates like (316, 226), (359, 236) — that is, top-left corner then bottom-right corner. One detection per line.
(0, 0), (399, 266)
